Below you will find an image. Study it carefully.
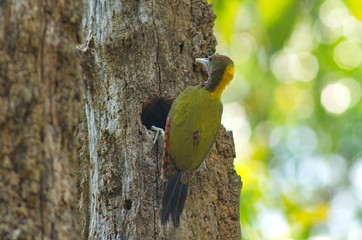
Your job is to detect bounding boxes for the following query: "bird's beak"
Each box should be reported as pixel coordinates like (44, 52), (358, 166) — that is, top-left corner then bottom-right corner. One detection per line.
(195, 58), (209, 67)
(195, 58), (210, 74)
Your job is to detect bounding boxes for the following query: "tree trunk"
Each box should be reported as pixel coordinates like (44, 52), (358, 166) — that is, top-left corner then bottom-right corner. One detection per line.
(0, 0), (83, 239)
(0, 0), (240, 239)
(78, 0), (241, 239)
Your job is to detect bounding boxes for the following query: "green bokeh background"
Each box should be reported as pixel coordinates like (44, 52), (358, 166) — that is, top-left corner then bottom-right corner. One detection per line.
(210, 0), (362, 239)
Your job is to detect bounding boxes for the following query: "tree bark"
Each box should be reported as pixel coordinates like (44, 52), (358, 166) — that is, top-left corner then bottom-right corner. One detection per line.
(78, 0), (241, 239)
(0, 0), (83, 239)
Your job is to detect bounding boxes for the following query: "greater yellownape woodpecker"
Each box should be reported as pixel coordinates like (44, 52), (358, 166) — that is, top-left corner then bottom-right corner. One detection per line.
(161, 55), (235, 227)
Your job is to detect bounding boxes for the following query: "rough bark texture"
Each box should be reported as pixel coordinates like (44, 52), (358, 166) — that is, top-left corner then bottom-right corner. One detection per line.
(0, 0), (83, 239)
(77, 0), (241, 239)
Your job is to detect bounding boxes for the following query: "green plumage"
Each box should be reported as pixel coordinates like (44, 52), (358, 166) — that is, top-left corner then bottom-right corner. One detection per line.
(161, 55), (234, 227)
(168, 86), (222, 171)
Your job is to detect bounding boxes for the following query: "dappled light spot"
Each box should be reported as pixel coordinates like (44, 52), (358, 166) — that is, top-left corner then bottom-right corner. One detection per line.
(313, 19), (339, 44)
(319, 0), (349, 32)
(328, 189), (359, 236)
(221, 102), (251, 159)
(298, 156), (331, 188)
(340, 78), (361, 107)
(269, 125), (318, 157)
(257, 210), (290, 239)
(333, 40), (362, 69)
(269, 126), (284, 149)
(290, 52), (319, 82)
(349, 158), (362, 191)
(231, 32), (256, 63)
(286, 126), (317, 154)
(343, 16), (362, 42)
(321, 82), (351, 114)
(307, 236), (332, 240)
(273, 85), (315, 118)
(288, 20), (316, 51)
(271, 51), (319, 82)
(271, 51), (293, 83)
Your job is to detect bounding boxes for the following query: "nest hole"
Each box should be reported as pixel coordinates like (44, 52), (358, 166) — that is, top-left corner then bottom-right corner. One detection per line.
(141, 99), (171, 130)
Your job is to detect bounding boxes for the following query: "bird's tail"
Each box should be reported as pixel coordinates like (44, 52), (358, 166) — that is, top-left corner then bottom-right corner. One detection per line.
(161, 170), (188, 227)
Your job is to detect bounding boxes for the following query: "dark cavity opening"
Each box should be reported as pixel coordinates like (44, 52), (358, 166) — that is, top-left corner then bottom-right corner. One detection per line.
(141, 99), (171, 130)
(124, 199), (132, 210)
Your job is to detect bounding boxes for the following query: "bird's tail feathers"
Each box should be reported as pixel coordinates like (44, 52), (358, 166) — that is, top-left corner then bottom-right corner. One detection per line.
(161, 170), (188, 227)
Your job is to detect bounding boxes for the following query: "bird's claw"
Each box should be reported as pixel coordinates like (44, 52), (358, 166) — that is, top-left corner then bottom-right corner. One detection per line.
(151, 126), (165, 145)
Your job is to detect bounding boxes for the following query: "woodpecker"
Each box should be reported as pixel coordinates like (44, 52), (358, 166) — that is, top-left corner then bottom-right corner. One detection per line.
(160, 55), (234, 227)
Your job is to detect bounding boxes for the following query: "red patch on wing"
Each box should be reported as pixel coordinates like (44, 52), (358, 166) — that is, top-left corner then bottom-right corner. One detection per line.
(161, 118), (176, 180)
(192, 130), (201, 145)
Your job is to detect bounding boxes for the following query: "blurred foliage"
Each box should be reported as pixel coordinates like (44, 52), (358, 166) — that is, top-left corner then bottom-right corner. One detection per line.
(210, 0), (362, 239)
(346, 0), (362, 20)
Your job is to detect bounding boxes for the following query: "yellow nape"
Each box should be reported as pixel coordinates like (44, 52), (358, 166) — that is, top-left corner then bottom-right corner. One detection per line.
(211, 64), (235, 100)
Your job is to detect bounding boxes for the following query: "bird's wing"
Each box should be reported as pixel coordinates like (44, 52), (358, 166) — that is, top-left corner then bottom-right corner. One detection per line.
(168, 86), (222, 171)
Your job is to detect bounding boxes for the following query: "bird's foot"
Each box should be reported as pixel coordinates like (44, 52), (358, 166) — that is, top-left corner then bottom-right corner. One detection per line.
(151, 126), (165, 145)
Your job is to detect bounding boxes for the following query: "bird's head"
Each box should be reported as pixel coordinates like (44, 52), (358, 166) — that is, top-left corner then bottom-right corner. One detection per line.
(195, 55), (234, 76)
(195, 55), (234, 98)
